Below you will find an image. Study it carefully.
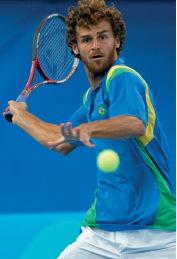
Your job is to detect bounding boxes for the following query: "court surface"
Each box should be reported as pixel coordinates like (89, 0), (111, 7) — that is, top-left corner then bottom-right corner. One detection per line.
(0, 211), (86, 259)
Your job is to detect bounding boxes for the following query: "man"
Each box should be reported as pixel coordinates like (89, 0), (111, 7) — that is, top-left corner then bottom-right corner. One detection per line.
(3, 0), (176, 258)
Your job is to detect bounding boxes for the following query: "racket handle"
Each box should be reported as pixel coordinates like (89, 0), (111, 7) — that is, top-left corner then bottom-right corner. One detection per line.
(5, 94), (27, 122)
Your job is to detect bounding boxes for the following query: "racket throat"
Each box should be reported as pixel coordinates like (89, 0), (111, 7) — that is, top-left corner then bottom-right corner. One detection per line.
(25, 60), (37, 89)
(21, 90), (30, 99)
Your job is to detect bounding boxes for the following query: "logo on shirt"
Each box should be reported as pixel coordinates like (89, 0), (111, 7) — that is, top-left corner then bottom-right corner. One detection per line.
(98, 105), (108, 117)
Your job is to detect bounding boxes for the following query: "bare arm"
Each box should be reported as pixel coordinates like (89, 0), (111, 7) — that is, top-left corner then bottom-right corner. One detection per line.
(81, 115), (145, 140)
(3, 101), (77, 155)
(48, 115), (145, 148)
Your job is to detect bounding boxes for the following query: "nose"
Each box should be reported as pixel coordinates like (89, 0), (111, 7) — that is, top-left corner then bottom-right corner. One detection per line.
(91, 38), (100, 51)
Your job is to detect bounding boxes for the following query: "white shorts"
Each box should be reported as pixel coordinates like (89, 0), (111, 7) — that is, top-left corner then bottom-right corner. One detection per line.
(58, 226), (176, 259)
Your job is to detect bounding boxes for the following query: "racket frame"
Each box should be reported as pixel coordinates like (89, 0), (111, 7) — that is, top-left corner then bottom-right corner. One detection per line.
(5, 13), (79, 122)
(22, 13), (79, 99)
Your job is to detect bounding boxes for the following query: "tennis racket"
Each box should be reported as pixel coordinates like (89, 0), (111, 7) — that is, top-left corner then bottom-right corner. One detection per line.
(5, 13), (79, 122)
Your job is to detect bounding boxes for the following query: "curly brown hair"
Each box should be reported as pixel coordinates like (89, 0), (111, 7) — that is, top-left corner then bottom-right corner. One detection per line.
(66, 0), (126, 59)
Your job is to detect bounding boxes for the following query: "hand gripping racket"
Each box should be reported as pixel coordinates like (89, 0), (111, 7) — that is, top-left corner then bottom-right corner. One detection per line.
(5, 13), (79, 122)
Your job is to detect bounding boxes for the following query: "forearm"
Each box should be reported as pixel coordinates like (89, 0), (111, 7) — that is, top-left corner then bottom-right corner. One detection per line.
(85, 115), (145, 140)
(15, 110), (61, 147)
(15, 111), (77, 154)
(47, 115), (145, 150)
(5, 101), (77, 154)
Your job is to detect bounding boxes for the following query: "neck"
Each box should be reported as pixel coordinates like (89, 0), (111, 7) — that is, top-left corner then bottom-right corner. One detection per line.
(85, 66), (107, 90)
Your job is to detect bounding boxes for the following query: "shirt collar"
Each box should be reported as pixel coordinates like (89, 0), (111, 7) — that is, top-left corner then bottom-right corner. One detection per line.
(93, 56), (125, 90)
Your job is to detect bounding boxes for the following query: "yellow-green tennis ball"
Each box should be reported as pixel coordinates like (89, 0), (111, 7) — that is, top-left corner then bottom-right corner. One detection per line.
(97, 149), (120, 173)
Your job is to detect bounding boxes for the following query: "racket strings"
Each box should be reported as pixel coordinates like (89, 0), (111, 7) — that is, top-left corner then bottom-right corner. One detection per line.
(38, 16), (75, 81)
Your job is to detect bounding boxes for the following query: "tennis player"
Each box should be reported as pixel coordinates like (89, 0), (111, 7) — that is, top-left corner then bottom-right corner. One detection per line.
(4, 0), (176, 258)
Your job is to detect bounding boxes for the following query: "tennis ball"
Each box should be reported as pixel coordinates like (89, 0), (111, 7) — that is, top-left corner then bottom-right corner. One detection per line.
(97, 149), (120, 173)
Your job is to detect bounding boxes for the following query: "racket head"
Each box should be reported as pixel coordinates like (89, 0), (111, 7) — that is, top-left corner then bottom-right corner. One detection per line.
(33, 14), (79, 84)
(5, 14), (79, 123)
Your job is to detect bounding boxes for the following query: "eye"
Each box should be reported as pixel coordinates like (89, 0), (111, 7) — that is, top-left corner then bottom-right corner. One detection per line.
(100, 35), (107, 40)
(82, 37), (91, 43)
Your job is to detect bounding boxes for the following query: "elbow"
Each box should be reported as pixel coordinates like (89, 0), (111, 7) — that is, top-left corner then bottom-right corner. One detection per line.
(138, 126), (146, 137)
(48, 146), (69, 156)
(130, 118), (145, 138)
(136, 121), (146, 137)
(59, 149), (70, 156)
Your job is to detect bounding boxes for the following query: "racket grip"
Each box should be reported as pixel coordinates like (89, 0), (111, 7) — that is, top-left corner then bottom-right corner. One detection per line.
(5, 94), (27, 122)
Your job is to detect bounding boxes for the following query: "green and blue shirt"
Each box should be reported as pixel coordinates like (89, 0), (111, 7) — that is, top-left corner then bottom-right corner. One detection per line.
(67, 57), (176, 231)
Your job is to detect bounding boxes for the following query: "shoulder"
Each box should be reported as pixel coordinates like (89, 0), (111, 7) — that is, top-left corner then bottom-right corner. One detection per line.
(106, 65), (147, 94)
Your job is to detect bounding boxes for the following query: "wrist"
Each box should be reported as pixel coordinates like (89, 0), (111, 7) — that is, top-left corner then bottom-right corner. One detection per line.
(13, 110), (28, 127)
(81, 122), (93, 138)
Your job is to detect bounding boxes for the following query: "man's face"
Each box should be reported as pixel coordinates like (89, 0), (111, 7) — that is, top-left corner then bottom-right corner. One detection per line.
(72, 20), (120, 76)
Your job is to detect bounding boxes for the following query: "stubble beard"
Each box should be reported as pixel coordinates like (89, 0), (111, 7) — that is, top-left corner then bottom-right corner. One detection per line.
(81, 44), (117, 78)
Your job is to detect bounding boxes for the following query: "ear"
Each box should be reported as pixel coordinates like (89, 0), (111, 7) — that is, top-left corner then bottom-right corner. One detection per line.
(72, 43), (80, 55)
(115, 37), (120, 49)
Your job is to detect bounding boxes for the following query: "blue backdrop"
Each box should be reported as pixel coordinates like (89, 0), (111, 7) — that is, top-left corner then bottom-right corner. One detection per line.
(0, 1), (175, 213)
(0, 1), (175, 258)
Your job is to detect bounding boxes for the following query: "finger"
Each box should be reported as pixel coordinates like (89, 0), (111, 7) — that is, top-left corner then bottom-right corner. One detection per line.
(8, 100), (14, 106)
(84, 140), (95, 148)
(5, 107), (10, 112)
(3, 107), (10, 116)
(66, 122), (73, 135)
(80, 134), (95, 148)
(60, 123), (69, 137)
(73, 127), (80, 138)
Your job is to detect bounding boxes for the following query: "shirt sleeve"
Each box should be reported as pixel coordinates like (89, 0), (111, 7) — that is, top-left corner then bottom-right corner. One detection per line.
(108, 71), (148, 128)
(66, 104), (88, 146)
